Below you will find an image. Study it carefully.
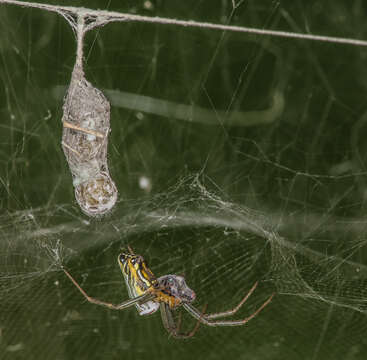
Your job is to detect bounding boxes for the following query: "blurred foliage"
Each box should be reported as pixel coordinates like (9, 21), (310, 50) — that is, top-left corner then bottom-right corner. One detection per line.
(1, 1), (367, 359)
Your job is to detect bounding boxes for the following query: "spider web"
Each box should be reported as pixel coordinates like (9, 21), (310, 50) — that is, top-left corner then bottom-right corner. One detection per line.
(1, 1), (367, 359)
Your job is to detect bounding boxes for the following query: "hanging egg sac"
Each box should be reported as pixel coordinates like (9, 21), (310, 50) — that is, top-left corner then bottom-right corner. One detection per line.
(61, 65), (118, 216)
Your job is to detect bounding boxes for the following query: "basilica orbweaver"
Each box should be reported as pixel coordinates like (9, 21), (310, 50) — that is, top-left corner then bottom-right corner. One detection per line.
(63, 247), (274, 338)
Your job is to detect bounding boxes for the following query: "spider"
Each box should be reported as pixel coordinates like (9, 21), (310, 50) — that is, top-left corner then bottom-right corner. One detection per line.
(62, 247), (274, 339)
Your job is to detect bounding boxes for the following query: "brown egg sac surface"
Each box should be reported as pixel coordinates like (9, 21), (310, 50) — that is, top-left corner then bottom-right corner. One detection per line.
(75, 172), (118, 216)
(61, 65), (117, 216)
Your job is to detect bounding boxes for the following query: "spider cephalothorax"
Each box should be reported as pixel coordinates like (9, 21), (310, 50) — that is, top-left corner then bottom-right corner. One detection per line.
(64, 246), (274, 338)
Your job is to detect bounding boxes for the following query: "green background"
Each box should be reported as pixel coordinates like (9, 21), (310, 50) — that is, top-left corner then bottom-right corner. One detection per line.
(1, 1), (367, 359)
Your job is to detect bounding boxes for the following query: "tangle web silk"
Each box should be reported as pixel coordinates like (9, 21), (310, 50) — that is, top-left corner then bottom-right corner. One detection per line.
(1, 0), (367, 47)
(1, 0), (366, 215)
(1, 1), (367, 359)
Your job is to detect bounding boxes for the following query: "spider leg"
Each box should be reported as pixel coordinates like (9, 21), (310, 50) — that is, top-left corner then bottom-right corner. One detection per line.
(205, 281), (259, 320)
(63, 267), (153, 310)
(127, 245), (135, 254)
(176, 303), (207, 338)
(160, 303), (206, 339)
(183, 292), (274, 327)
